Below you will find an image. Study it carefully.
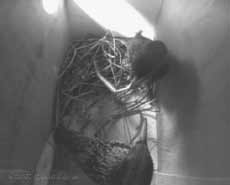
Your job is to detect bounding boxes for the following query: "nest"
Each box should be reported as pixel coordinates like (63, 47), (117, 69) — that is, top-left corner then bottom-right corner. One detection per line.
(55, 32), (158, 140)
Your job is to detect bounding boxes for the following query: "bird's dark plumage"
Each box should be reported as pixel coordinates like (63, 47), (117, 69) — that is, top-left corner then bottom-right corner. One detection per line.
(126, 32), (169, 80)
(54, 124), (153, 185)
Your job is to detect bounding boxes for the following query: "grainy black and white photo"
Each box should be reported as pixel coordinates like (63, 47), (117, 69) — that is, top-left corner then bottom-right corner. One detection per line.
(0, 0), (229, 185)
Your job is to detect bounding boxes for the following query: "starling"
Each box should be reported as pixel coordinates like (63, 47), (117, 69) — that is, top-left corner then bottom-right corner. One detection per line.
(126, 31), (169, 80)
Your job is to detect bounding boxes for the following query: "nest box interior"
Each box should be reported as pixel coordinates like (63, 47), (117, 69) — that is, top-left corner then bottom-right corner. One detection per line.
(1, 0), (230, 185)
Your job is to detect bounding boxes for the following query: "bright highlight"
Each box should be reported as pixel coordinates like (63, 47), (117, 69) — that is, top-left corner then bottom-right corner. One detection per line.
(42, 0), (61, 15)
(73, 0), (156, 40)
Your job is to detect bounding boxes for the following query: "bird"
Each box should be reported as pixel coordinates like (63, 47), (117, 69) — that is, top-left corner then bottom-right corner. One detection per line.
(125, 31), (169, 80)
(53, 117), (153, 185)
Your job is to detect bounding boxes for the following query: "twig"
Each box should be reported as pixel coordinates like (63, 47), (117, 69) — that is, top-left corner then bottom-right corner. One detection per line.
(58, 48), (77, 78)
(94, 59), (133, 93)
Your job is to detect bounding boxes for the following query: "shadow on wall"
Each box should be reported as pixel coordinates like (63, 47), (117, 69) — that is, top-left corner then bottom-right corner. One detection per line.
(158, 54), (201, 136)
(0, 0), (69, 174)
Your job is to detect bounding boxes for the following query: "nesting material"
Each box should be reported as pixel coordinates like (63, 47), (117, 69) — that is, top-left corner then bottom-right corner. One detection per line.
(51, 32), (168, 185)
(53, 118), (153, 185)
(55, 32), (158, 139)
(34, 32), (170, 185)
